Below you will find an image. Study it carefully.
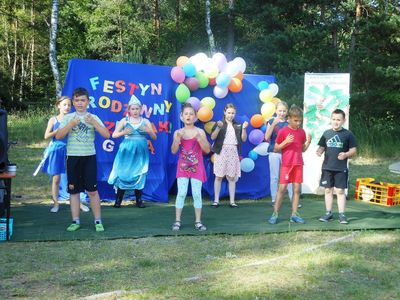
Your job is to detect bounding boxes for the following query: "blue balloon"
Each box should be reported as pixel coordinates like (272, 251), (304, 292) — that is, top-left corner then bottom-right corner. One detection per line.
(248, 150), (258, 160)
(182, 63), (197, 77)
(240, 158), (255, 172)
(257, 81), (269, 91)
(260, 124), (267, 132)
(216, 72), (231, 87)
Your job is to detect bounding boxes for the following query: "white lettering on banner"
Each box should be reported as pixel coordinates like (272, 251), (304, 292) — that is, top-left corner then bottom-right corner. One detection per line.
(103, 139), (115, 152)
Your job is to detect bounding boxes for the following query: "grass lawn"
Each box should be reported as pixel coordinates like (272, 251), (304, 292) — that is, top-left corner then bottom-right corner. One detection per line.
(1, 142), (400, 299)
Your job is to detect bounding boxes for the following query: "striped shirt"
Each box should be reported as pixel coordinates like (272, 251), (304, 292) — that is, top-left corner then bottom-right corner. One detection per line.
(60, 112), (105, 156)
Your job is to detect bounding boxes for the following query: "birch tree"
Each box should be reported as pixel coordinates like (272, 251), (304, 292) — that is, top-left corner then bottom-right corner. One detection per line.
(205, 0), (215, 54)
(49, 0), (61, 96)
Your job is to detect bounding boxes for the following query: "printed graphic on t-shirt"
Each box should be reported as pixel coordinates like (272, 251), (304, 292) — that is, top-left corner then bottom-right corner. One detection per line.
(72, 122), (90, 142)
(179, 148), (198, 173)
(326, 134), (343, 148)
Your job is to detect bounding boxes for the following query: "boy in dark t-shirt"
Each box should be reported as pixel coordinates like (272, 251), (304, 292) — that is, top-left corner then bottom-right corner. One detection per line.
(316, 109), (357, 224)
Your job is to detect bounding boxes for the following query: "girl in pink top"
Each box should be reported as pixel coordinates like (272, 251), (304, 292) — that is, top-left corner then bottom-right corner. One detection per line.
(171, 103), (210, 231)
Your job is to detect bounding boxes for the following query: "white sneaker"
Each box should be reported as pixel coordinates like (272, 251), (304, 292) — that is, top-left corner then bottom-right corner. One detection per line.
(50, 205), (59, 213)
(80, 203), (90, 212)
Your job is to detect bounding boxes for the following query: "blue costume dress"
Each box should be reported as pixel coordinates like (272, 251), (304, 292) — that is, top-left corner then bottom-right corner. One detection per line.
(42, 117), (67, 176)
(108, 117), (149, 191)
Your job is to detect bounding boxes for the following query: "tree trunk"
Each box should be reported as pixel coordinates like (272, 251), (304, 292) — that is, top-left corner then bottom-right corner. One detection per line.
(30, 0), (35, 92)
(205, 0), (215, 54)
(49, 0), (62, 96)
(226, 0), (235, 60)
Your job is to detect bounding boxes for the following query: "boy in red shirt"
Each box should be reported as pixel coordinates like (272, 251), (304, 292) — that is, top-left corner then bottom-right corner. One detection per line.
(268, 105), (311, 224)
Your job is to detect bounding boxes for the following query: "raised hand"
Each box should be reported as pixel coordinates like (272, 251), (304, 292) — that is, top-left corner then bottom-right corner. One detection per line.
(71, 116), (80, 126)
(242, 121), (248, 129)
(84, 113), (95, 125)
(216, 120), (223, 128)
(123, 126), (133, 135)
(284, 133), (294, 144)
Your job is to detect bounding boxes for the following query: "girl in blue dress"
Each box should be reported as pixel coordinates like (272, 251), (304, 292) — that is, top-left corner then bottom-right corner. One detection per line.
(42, 96), (71, 212)
(108, 96), (157, 208)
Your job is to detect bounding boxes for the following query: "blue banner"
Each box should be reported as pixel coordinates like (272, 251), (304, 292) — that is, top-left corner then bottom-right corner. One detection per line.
(62, 59), (275, 202)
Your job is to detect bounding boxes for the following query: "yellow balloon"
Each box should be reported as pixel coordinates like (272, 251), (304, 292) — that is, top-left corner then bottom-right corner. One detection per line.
(259, 89), (273, 103)
(204, 65), (219, 78)
(204, 121), (215, 134)
(271, 97), (281, 105)
(176, 56), (189, 67)
(261, 102), (275, 120)
(200, 97), (216, 110)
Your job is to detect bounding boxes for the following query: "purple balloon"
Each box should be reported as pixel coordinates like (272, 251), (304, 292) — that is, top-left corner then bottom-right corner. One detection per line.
(184, 77), (200, 91)
(186, 97), (201, 111)
(171, 66), (185, 83)
(248, 129), (265, 145)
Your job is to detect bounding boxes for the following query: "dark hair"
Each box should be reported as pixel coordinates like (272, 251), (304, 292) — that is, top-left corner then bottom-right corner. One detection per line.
(182, 102), (196, 114)
(288, 104), (303, 118)
(332, 108), (346, 119)
(55, 96), (71, 107)
(72, 87), (89, 99)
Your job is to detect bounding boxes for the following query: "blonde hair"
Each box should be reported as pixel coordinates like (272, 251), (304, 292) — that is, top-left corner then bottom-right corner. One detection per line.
(55, 96), (71, 107)
(276, 100), (288, 110)
(288, 104), (303, 118)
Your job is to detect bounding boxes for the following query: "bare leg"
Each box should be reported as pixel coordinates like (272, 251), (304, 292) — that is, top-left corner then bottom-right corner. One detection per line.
(87, 190), (101, 220)
(51, 175), (60, 206)
(175, 208), (183, 222)
(214, 176), (223, 203)
(291, 183), (301, 213)
(324, 188), (334, 211)
(70, 193), (80, 221)
(274, 184), (288, 213)
(195, 208), (202, 223)
(335, 188), (346, 213)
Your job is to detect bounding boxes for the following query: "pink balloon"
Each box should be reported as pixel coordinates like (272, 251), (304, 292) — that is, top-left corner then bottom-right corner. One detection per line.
(184, 77), (200, 91)
(186, 97), (201, 111)
(171, 66), (185, 83)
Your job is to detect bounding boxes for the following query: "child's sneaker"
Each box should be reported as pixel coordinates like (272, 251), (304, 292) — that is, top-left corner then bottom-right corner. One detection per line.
(80, 203), (90, 212)
(290, 212), (305, 224)
(171, 221), (181, 231)
(268, 212), (278, 224)
(95, 223), (105, 232)
(50, 205), (59, 213)
(339, 213), (349, 224)
(319, 212), (333, 222)
(66, 223), (81, 232)
(194, 221), (207, 231)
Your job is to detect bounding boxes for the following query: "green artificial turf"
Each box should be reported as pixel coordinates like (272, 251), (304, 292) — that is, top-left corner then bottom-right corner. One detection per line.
(6, 197), (400, 242)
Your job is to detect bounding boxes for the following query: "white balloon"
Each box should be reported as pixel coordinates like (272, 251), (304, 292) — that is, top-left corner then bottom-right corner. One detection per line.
(268, 83), (279, 97)
(253, 142), (270, 156)
(213, 85), (229, 99)
(212, 52), (228, 72)
(240, 158), (255, 172)
(225, 61), (240, 77)
(233, 57), (246, 73)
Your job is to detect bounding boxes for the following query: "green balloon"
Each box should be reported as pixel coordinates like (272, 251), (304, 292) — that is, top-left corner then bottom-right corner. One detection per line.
(195, 71), (209, 88)
(176, 83), (190, 103)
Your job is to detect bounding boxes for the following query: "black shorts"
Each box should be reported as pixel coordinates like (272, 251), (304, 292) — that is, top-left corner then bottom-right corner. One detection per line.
(320, 169), (348, 189)
(66, 155), (98, 194)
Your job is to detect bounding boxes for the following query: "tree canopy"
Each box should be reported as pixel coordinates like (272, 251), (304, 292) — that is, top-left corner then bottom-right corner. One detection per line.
(0, 0), (399, 122)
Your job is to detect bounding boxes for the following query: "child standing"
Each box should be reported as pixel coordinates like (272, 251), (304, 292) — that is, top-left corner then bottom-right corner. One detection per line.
(316, 109), (357, 224)
(264, 101), (293, 206)
(108, 96), (157, 208)
(56, 87), (110, 232)
(171, 103), (210, 231)
(41, 96), (90, 213)
(210, 103), (248, 208)
(268, 105), (311, 224)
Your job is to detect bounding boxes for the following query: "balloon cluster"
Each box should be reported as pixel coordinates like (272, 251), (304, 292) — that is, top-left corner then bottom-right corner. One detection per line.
(240, 81), (281, 173)
(171, 52), (246, 104)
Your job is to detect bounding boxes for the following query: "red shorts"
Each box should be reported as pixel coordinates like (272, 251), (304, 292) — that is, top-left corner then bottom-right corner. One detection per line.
(279, 165), (303, 184)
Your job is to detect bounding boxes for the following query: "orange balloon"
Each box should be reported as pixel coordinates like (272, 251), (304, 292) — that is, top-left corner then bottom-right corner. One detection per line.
(234, 71), (244, 81)
(176, 56), (189, 67)
(210, 154), (215, 163)
(250, 114), (265, 128)
(271, 97), (281, 105)
(228, 78), (243, 93)
(197, 107), (213, 122)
